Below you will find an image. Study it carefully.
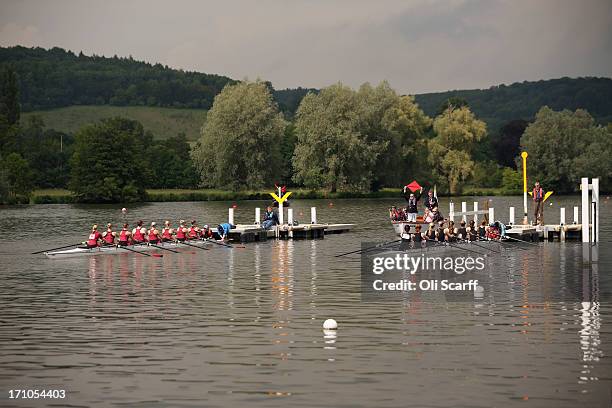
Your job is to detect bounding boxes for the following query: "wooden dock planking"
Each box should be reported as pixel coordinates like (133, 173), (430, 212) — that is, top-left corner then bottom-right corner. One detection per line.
(227, 223), (354, 242)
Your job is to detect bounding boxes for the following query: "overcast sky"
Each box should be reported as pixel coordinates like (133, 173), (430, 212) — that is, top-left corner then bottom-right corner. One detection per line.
(1, 0), (611, 94)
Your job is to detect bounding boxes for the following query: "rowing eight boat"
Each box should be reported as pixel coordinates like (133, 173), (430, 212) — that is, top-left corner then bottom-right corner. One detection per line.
(44, 239), (213, 259)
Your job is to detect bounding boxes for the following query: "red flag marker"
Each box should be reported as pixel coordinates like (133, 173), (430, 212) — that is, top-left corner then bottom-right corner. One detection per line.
(406, 180), (422, 192)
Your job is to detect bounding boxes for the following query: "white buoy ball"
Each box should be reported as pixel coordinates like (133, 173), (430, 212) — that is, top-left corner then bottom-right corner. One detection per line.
(323, 319), (338, 330)
(121, 207), (127, 213)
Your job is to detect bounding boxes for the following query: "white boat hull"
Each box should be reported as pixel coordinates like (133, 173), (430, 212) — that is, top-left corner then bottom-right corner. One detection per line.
(44, 240), (212, 259)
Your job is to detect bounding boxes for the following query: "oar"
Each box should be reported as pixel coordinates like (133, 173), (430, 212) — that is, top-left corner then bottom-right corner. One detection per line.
(456, 238), (500, 253)
(115, 245), (155, 257)
(335, 239), (402, 257)
(32, 243), (83, 254)
(179, 240), (210, 251)
(148, 243), (179, 253)
(503, 235), (540, 247)
(204, 238), (233, 248)
(444, 241), (488, 256)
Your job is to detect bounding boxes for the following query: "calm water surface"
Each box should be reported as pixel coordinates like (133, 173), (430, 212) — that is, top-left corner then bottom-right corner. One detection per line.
(1, 196), (611, 407)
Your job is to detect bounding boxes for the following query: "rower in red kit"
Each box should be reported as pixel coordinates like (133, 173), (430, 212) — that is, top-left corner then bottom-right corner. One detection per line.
(188, 220), (201, 239)
(118, 223), (132, 246)
(161, 220), (174, 242)
(132, 220), (147, 244)
(86, 224), (102, 248)
(176, 220), (187, 242)
(103, 223), (116, 245)
(148, 222), (162, 244)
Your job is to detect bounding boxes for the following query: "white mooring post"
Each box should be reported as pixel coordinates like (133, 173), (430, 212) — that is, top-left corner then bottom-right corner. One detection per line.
(288, 209), (294, 237)
(461, 202), (467, 222)
(473, 202), (479, 223)
(591, 178), (599, 243)
(488, 207), (494, 223)
(560, 207), (565, 226)
(509, 207), (515, 225)
(229, 208), (235, 225)
(255, 207), (261, 225)
(277, 186), (284, 225)
(581, 177), (590, 243)
(573, 206), (579, 224)
(311, 207), (317, 224)
(449, 202), (455, 222)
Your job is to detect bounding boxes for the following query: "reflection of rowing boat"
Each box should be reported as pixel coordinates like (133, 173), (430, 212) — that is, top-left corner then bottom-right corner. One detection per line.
(45, 240), (212, 258)
(365, 238), (512, 258)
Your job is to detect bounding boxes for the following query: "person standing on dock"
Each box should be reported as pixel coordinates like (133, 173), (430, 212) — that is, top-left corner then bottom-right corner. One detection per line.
(533, 181), (544, 225)
(403, 186), (423, 222)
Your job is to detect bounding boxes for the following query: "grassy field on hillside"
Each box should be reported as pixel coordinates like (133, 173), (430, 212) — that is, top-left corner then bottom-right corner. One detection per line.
(23, 105), (207, 140)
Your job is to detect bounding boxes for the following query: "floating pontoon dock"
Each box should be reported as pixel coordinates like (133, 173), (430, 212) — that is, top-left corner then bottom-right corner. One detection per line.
(226, 206), (354, 243)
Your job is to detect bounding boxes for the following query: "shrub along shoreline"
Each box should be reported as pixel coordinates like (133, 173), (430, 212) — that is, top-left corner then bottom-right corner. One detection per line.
(21, 187), (530, 205)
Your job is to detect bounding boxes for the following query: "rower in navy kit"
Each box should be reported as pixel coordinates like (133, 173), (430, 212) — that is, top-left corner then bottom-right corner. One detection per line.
(457, 221), (468, 241)
(399, 224), (412, 251)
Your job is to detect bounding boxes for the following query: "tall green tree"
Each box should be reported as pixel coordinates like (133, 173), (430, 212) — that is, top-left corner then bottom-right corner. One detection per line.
(520, 107), (611, 192)
(292, 83), (377, 192)
(194, 80), (286, 190)
(70, 117), (149, 202)
(2, 152), (33, 199)
(429, 106), (487, 194)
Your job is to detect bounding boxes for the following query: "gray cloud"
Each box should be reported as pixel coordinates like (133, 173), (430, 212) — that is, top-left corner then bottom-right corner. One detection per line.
(0, 0), (610, 94)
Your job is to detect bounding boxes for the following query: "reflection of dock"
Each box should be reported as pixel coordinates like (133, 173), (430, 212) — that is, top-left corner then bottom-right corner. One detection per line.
(226, 207), (354, 243)
(229, 223), (353, 242)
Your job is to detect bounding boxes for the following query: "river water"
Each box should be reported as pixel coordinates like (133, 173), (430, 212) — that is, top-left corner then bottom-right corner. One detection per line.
(1, 196), (611, 407)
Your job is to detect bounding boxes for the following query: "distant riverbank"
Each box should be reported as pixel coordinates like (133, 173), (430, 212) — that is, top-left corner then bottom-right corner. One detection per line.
(28, 188), (401, 204)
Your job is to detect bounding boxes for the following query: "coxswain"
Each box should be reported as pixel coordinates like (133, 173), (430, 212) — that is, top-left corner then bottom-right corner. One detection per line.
(132, 220), (147, 244)
(188, 220), (201, 240)
(118, 223), (131, 246)
(201, 224), (213, 239)
(86, 224), (102, 248)
(102, 223), (116, 245)
(216, 223), (235, 241)
(430, 206), (443, 223)
(424, 190), (439, 212)
(147, 222), (162, 244)
(161, 220), (174, 242)
(457, 221), (468, 241)
(176, 220), (188, 242)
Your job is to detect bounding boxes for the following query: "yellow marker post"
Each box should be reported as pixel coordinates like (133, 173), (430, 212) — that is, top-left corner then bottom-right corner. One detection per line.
(270, 189), (292, 225)
(521, 152), (528, 224)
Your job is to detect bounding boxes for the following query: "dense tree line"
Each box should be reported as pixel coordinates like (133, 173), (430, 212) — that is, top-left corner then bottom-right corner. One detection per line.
(0, 66), (200, 203)
(0, 46), (235, 111)
(2, 47), (611, 203)
(414, 77), (612, 132)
